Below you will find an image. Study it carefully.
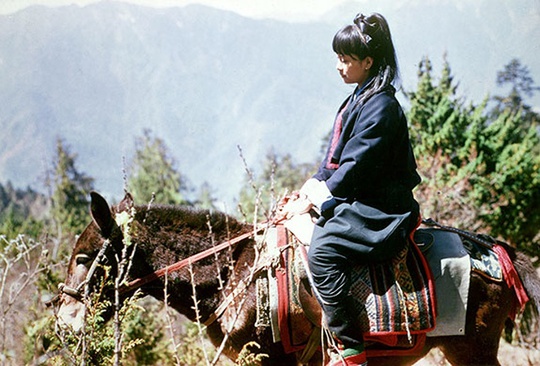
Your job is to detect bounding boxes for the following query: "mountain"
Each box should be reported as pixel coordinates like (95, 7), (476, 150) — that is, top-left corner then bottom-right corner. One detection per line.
(0, 2), (340, 206)
(0, 0), (538, 207)
(326, 0), (540, 103)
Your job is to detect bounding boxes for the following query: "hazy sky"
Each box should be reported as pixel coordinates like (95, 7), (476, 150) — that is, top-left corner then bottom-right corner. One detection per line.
(0, 0), (350, 21)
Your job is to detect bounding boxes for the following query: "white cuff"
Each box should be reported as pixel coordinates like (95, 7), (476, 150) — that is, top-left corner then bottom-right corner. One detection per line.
(299, 178), (332, 209)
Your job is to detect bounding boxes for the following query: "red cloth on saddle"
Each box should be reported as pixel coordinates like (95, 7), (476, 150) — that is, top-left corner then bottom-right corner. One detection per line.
(492, 244), (529, 318)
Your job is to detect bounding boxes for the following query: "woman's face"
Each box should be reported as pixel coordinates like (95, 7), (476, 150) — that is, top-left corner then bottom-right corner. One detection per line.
(336, 54), (373, 85)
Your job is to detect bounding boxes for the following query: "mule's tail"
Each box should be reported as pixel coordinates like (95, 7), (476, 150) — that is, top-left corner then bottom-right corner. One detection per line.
(510, 251), (540, 342)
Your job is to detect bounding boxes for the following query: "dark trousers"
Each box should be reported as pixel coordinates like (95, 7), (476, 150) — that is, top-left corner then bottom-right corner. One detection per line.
(307, 201), (416, 347)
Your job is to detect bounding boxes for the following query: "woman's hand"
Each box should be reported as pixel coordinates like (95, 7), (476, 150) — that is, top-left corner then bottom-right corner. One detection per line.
(276, 192), (313, 222)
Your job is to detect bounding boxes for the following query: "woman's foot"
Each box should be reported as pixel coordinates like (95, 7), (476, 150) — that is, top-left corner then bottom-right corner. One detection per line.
(327, 345), (367, 366)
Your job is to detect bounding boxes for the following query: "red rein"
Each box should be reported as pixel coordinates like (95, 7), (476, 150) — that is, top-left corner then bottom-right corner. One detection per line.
(119, 229), (260, 294)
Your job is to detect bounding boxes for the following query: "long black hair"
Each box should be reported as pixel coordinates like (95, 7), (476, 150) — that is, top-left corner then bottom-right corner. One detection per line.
(332, 13), (399, 104)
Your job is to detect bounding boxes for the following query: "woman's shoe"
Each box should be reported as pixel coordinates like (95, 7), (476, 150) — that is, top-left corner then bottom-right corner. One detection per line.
(327, 348), (367, 366)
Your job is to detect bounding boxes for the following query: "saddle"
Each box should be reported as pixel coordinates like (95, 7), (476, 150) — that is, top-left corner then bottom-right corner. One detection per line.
(260, 224), (436, 361)
(255, 219), (529, 363)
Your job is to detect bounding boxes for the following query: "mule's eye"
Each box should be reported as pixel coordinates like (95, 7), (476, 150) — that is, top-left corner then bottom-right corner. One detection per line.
(75, 253), (92, 265)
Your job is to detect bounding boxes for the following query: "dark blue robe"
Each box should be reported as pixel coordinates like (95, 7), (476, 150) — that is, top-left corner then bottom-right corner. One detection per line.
(307, 85), (421, 347)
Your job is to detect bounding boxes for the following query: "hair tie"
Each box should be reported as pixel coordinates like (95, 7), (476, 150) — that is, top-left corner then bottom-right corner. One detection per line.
(353, 13), (382, 50)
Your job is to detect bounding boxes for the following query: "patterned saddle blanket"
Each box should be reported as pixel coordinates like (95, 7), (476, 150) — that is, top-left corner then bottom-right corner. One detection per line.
(260, 225), (437, 357)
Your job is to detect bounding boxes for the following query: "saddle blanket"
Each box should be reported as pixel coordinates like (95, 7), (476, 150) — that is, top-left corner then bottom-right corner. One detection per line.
(257, 221), (521, 359)
(260, 225), (437, 355)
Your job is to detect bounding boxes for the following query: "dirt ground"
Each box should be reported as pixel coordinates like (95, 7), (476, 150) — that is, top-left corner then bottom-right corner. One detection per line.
(413, 339), (540, 365)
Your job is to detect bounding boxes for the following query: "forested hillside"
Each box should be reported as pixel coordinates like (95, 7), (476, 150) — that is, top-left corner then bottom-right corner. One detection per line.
(0, 1), (538, 205)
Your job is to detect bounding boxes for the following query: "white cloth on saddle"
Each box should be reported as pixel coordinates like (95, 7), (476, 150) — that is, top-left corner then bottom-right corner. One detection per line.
(422, 228), (470, 337)
(283, 212), (315, 245)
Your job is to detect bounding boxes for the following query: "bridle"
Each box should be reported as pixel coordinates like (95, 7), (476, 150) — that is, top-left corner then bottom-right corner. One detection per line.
(50, 227), (264, 307)
(50, 238), (113, 305)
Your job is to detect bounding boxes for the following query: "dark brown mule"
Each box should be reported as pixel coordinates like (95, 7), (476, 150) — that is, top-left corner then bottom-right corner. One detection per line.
(56, 192), (540, 366)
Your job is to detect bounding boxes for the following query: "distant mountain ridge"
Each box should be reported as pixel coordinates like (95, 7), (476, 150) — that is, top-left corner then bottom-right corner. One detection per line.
(0, 0), (538, 206)
(0, 2), (339, 205)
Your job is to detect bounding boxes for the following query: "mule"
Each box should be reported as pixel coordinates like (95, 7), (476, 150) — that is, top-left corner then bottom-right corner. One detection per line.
(55, 192), (540, 365)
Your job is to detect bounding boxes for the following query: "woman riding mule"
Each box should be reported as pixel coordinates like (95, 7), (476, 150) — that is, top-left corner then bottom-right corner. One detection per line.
(54, 11), (540, 366)
(56, 192), (540, 365)
(281, 12), (420, 365)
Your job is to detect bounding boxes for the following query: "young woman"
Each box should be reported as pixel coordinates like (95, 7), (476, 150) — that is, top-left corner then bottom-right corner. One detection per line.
(280, 13), (421, 366)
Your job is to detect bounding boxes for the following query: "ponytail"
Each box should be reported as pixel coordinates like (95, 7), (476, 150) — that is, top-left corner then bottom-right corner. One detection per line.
(333, 12), (400, 105)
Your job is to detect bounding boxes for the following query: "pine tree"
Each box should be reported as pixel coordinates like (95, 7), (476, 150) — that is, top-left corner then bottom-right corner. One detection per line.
(127, 130), (189, 205)
(238, 150), (316, 222)
(47, 138), (94, 257)
(407, 56), (540, 255)
(0, 182), (46, 240)
(194, 181), (217, 210)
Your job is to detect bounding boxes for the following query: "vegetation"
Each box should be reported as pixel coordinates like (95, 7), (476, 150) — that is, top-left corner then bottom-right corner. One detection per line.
(47, 138), (96, 259)
(408, 57), (540, 256)
(0, 182), (46, 241)
(126, 129), (191, 206)
(0, 57), (538, 364)
(237, 149), (316, 222)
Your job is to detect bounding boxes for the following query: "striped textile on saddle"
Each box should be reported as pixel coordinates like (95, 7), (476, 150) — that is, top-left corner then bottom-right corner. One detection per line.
(348, 242), (436, 335)
(274, 225), (436, 355)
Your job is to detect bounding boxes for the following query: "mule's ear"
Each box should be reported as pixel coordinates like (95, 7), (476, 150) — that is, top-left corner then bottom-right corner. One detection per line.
(90, 191), (114, 237)
(116, 192), (134, 213)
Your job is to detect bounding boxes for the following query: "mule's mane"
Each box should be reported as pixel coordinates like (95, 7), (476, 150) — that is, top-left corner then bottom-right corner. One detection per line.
(126, 204), (251, 238)
(114, 204), (253, 278)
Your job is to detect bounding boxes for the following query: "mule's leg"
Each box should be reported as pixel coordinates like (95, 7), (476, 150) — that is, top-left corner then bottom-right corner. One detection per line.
(438, 272), (514, 366)
(438, 335), (502, 366)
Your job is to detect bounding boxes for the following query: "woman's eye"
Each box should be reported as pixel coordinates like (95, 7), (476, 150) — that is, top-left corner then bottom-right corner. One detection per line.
(75, 253), (92, 265)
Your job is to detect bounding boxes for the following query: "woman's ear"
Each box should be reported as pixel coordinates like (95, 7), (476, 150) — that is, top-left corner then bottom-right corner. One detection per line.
(364, 56), (374, 70)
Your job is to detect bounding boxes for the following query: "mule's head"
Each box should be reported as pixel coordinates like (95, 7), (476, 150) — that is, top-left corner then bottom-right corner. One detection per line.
(55, 191), (134, 332)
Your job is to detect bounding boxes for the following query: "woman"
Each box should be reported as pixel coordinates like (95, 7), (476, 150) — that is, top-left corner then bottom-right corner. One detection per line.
(280, 13), (421, 366)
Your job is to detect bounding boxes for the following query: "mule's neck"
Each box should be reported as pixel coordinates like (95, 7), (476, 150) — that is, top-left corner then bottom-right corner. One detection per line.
(125, 205), (254, 322)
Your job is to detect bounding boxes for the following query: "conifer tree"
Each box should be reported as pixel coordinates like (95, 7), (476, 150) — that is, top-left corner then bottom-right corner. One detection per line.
(408, 57), (540, 255)
(194, 181), (217, 210)
(238, 150), (316, 222)
(47, 138), (94, 256)
(0, 183), (45, 240)
(127, 130), (189, 205)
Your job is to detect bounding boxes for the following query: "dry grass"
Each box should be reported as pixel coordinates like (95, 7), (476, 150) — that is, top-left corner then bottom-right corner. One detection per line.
(413, 340), (540, 366)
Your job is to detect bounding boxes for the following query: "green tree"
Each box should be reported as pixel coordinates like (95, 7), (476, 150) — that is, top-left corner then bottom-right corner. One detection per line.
(407, 57), (473, 226)
(238, 150), (316, 222)
(194, 181), (218, 210)
(492, 58), (540, 130)
(407, 57), (540, 255)
(47, 138), (94, 251)
(127, 130), (189, 205)
(0, 182), (47, 241)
